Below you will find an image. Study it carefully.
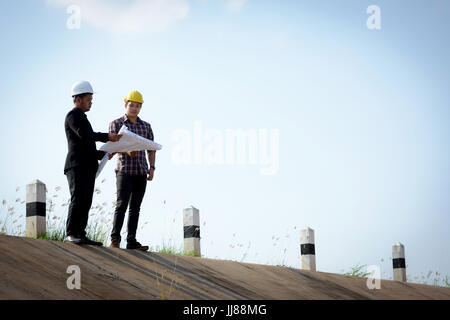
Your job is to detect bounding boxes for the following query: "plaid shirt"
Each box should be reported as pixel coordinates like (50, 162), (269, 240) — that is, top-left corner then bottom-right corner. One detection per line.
(109, 115), (154, 175)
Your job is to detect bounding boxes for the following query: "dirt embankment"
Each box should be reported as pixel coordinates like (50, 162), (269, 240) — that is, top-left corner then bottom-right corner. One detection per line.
(0, 235), (449, 300)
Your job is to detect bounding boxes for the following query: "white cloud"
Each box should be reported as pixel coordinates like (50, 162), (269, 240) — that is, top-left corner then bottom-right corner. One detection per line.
(46, 0), (190, 34)
(223, 0), (248, 12)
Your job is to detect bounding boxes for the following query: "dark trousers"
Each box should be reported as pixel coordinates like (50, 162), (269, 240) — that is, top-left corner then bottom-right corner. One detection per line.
(65, 166), (97, 238)
(111, 173), (147, 243)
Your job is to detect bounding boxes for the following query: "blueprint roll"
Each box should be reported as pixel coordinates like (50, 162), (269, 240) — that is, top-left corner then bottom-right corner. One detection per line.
(95, 153), (109, 179)
(96, 125), (162, 179)
(99, 125), (162, 153)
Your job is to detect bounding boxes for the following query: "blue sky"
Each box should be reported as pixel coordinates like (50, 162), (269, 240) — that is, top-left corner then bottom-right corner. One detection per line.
(0, 0), (449, 284)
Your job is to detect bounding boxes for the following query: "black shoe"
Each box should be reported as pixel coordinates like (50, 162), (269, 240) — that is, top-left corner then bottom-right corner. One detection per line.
(64, 235), (82, 244)
(80, 236), (103, 246)
(126, 241), (149, 251)
(110, 238), (121, 248)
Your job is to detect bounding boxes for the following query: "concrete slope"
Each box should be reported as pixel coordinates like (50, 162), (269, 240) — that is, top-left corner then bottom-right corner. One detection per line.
(0, 235), (449, 300)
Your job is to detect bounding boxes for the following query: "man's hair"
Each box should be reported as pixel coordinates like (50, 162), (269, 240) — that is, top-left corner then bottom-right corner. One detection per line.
(125, 100), (143, 106)
(73, 93), (91, 104)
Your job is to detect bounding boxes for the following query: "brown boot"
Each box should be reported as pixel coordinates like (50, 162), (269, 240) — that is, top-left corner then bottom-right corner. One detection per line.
(126, 241), (149, 251)
(110, 238), (121, 249)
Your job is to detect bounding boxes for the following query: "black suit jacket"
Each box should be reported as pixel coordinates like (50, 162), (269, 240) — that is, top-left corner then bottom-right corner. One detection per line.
(64, 108), (109, 174)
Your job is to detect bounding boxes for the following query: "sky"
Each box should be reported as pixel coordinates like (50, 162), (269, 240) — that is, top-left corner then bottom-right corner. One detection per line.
(0, 0), (449, 285)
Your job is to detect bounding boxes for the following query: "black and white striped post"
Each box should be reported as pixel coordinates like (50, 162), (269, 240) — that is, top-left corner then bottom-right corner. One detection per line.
(392, 242), (407, 282)
(183, 205), (200, 256)
(26, 180), (46, 238)
(183, 206), (200, 256)
(300, 227), (316, 271)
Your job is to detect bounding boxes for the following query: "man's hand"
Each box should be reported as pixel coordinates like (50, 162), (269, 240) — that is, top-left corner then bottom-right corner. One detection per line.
(108, 152), (116, 160)
(127, 151), (138, 158)
(147, 167), (155, 181)
(108, 133), (123, 142)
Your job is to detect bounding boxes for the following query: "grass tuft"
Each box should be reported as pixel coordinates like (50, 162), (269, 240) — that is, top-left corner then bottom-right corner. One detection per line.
(344, 264), (372, 278)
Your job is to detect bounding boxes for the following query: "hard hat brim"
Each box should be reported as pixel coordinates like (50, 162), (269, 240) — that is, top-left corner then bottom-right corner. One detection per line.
(124, 98), (144, 104)
(72, 91), (96, 97)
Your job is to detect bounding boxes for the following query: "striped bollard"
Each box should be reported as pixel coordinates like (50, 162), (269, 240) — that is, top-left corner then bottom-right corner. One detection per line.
(183, 206), (200, 256)
(300, 227), (316, 271)
(26, 180), (46, 238)
(392, 242), (407, 282)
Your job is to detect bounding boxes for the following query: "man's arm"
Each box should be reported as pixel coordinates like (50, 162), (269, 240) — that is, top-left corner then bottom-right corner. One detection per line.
(109, 120), (118, 135)
(107, 121), (119, 159)
(94, 132), (109, 143)
(107, 120), (123, 142)
(96, 150), (106, 160)
(147, 123), (156, 181)
(67, 111), (96, 141)
(147, 150), (156, 181)
(68, 111), (118, 143)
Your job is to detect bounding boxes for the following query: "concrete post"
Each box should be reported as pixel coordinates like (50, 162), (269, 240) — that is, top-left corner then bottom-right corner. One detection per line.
(300, 227), (316, 271)
(26, 180), (46, 238)
(392, 242), (407, 282)
(183, 205), (200, 256)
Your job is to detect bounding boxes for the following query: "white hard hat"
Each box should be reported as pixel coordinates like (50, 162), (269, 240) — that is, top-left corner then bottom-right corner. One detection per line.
(71, 80), (94, 97)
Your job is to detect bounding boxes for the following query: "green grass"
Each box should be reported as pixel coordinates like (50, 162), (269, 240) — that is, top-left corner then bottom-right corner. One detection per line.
(85, 221), (109, 245)
(342, 263), (450, 288)
(149, 240), (200, 257)
(4, 185), (449, 285)
(37, 230), (65, 242)
(343, 264), (372, 278)
(36, 221), (108, 244)
(32, 223), (198, 258)
(2, 184), (203, 258)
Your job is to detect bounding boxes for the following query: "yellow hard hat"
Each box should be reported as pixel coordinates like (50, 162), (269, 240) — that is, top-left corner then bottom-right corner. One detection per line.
(124, 90), (144, 104)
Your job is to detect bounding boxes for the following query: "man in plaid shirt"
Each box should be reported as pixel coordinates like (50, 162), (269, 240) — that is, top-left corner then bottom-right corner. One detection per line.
(108, 90), (156, 251)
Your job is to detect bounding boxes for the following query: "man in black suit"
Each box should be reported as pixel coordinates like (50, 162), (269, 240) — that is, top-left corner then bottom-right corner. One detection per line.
(64, 81), (122, 245)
